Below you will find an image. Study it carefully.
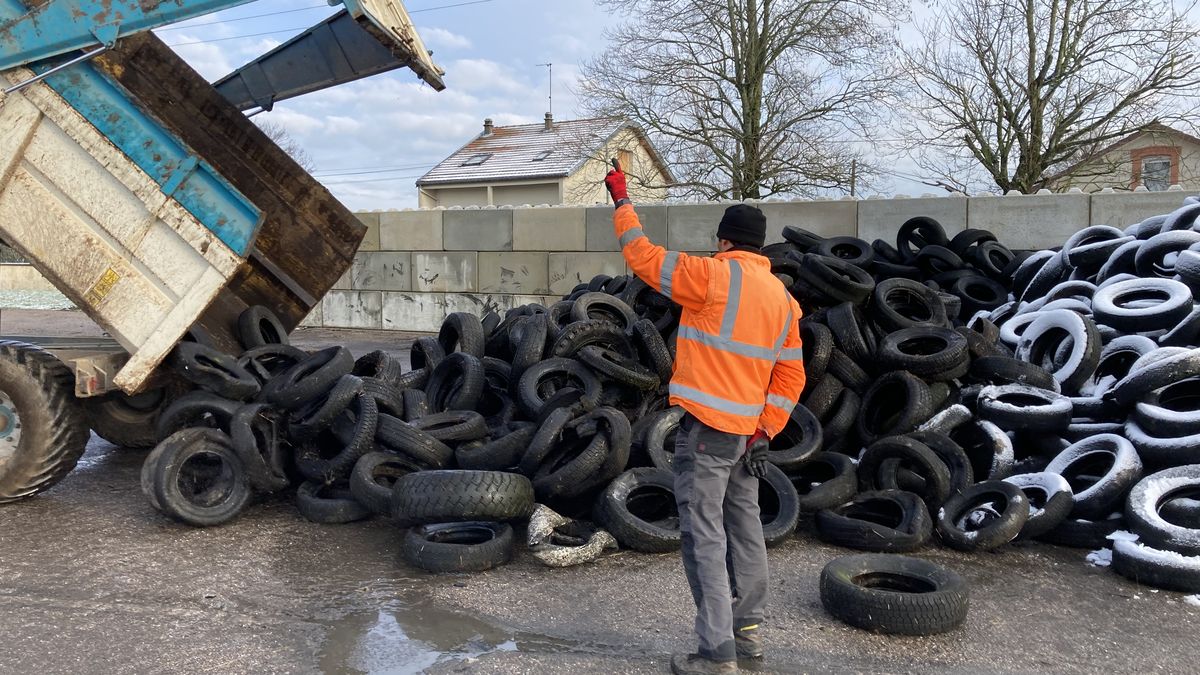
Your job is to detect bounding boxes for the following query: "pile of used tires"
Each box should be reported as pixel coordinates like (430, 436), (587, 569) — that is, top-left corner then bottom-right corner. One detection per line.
(139, 197), (1200, 592)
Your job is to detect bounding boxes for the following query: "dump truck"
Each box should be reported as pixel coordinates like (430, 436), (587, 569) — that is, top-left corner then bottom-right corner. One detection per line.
(0, 0), (445, 501)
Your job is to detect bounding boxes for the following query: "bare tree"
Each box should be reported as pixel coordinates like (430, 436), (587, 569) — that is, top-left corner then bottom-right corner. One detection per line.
(580, 0), (904, 200)
(255, 120), (316, 173)
(902, 0), (1200, 194)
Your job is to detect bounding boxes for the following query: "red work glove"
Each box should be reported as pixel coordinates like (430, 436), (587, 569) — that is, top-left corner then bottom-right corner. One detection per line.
(605, 168), (629, 204)
(746, 429), (769, 479)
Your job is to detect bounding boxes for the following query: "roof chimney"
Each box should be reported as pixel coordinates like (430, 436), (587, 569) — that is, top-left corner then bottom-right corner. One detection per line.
(482, 118), (493, 135)
(544, 112), (553, 131)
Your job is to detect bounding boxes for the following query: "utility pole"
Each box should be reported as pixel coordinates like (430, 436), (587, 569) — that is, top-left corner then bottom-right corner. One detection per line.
(849, 159), (857, 197)
(536, 63), (552, 116)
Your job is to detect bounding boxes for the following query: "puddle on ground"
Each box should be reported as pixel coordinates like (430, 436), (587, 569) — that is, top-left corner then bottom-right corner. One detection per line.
(318, 600), (577, 674)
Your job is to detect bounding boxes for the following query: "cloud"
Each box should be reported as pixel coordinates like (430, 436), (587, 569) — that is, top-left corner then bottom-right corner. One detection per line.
(421, 27), (472, 50)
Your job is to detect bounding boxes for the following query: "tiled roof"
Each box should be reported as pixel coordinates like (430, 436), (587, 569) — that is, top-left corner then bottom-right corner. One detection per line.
(416, 117), (629, 186)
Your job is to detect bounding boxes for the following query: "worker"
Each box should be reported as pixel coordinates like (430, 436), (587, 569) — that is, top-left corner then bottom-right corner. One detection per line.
(604, 167), (806, 674)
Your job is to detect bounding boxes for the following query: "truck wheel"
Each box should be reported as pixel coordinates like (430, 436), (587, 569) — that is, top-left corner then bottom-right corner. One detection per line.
(84, 386), (176, 449)
(0, 341), (90, 502)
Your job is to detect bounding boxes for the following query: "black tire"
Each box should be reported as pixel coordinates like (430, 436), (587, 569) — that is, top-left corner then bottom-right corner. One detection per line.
(551, 319), (634, 358)
(352, 350), (403, 384)
(228, 403), (288, 493)
(295, 481), (372, 524)
(768, 404), (823, 472)
(797, 253), (875, 305)
(403, 522), (515, 573)
(828, 302), (875, 364)
(1093, 278), (1194, 332)
(0, 342), (89, 502)
(820, 388), (860, 453)
(855, 372), (935, 445)
(815, 490), (933, 552)
(1002, 472), (1074, 539)
(816, 236), (875, 269)
(375, 413), (454, 469)
(1134, 230), (1200, 278)
(973, 240), (1016, 279)
(391, 470), (535, 526)
(858, 436), (952, 511)
(906, 430), (973, 495)
(571, 292), (637, 329)
(896, 217), (950, 260)
(509, 313), (549, 387)
(915, 245), (965, 276)
(1037, 514), (1127, 549)
(401, 388), (429, 422)
(237, 344), (309, 384)
(438, 312), (486, 357)
(827, 349), (870, 394)
(455, 423), (537, 470)
(820, 553), (969, 636)
(644, 407), (686, 470)
(950, 275), (1008, 317)
(870, 278), (950, 333)
(1111, 538), (1200, 593)
(1125, 466), (1200, 556)
(410, 336), (445, 372)
(361, 377), (405, 418)
(237, 305), (289, 350)
(800, 321), (833, 383)
(84, 384), (177, 449)
(936, 480), (1029, 551)
(802, 375), (845, 421)
(593, 467), (682, 553)
(577, 345), (660, 390)
(425, 352), (485, 413)
(350, 452), (421, 516)
(410, 410), (489, 443)
(947, 419), (1014, 481)
(968, 356), (1058, 391)
(875, 327), (968, 381)
(297, 394), (378, 482)
(171, 342), (260, 400)
(759, 462), (802, 547)
(262, 346), (354, 411)
(155, 391), (240, 441)
(1046, 434), (1143, 520)
(150, 428), (250, 527)
(289, 374), (363, 439)
(516, 357), (603, 419)
(1011, 249), (1056, 299)
(1084, 335), (1158, 396)
(1108, 348), (1200, 408)
(789, 452), (858, 512)
(976, 384), (1072, 432)
(631, 318), (674, 383)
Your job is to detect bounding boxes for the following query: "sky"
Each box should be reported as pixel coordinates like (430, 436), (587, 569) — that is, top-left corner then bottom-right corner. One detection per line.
(158, 0), (929, 210)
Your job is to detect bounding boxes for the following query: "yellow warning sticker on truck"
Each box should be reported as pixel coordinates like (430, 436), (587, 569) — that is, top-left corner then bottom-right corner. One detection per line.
(84, 267), (120, 306)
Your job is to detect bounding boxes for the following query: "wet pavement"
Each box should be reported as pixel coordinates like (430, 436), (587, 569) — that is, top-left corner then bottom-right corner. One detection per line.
(1, 311), (1199, 673)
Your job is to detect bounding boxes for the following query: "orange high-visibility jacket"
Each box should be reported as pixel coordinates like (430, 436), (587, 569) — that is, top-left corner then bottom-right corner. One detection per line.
(614, 203), (806, 437)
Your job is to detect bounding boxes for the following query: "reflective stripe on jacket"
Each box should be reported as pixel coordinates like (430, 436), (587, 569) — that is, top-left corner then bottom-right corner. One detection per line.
(614, 203), (806, 437)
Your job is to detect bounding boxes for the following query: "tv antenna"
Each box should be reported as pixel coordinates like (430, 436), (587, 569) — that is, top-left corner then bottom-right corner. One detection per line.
(536, 62), (552, 116)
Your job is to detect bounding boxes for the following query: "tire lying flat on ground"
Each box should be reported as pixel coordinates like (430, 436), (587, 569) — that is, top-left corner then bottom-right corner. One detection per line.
(403, 522), (515, 573)
(819, 553), (969, 635)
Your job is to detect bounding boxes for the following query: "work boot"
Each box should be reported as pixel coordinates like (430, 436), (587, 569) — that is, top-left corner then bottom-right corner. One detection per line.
(735, 624), (764, 660)
(670, 652), (738, 674)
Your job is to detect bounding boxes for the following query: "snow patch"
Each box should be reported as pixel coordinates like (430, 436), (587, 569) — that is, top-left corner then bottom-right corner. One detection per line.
(1087, 548), (1113, 567)
(1106, 530), (1140, 542)
(1185, 595), (1200, 607)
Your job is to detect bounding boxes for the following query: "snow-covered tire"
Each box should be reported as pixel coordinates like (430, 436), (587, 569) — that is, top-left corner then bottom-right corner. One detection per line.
(1092, 278), (1193, 333)
(1038, 514), (1127, 549)
(976, 384), (1072, 432)
(1003, 472), (1074, 539)
(1111, 538), (1200, 593)
(1046, 434), (1143, 520)
(1125, 466), (1200, 556)
(936, 480), (1028, 551)
(1015, 310), (1102, 395)
(1108, 348), (1200, 409)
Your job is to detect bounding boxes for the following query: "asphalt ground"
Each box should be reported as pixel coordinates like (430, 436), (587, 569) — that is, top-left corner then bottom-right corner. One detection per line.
(1, 309), (1198, 674)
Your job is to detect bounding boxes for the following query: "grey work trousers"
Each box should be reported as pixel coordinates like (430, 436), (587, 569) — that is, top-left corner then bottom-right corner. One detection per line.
(672, 412), (769, 662)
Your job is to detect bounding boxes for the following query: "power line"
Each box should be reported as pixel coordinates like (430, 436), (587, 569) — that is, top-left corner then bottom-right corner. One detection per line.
(156, 4), (330, 31)
(321, 173), (426, 186)
(164, 0), (495, 46)
(312, 163), (436, 177)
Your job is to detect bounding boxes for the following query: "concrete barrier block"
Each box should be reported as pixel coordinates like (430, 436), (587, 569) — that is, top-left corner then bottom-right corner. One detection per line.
(444, 209), (512, 251)
(514, 207), (586, 250)
(353, 212), (381, 252)
(967, 193), (1091, 250)
(0, 263), (57, 291)
(858, 196), (968, 244)
(351, 252), (411, 291)
(548, 253), (626, 294)
(667, 204), (725, 251)
(478, 252), (549, 294)
(444, 292), (519, 318)
(299, 302), (323, 328)
(755, 200), (858, 243)
(382, 292), (446, 332)
(412, 252), (477, 292)
(1091, 191), (1189, 229)
(321, 290), (382, 329)
(332, 265), (352, 290)
(587, 204), (667, 251)
(380, 211), (442, 251)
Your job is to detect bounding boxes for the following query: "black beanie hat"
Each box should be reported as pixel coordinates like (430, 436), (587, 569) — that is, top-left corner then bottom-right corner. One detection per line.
(716, 204), (767, 249)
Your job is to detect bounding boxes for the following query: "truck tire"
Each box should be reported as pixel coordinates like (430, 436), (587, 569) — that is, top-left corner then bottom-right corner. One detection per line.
(84, 384), (178, 449)
(0, 342), (90, 503)
(392, 470), (534, 526)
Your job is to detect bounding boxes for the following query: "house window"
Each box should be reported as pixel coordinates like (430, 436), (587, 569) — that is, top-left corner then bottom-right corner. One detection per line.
(532, 150), (553, 162)
(461, 153), (492, 167)
(1141, 155), (1171, 191)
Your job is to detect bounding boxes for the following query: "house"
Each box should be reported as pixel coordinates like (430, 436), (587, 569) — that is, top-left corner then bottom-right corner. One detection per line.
(415, 114), (673, 208)
(1050, 123), (1200, 193)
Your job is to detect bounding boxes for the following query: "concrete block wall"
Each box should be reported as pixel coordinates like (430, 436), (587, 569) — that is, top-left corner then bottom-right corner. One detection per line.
(307, 189), (1194, 333)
